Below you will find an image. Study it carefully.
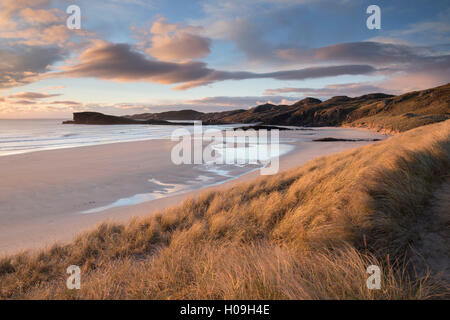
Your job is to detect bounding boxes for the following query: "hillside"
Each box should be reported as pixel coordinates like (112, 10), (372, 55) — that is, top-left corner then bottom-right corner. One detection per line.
(345, 83), (450, 133)
(0, 120), (448, 299)
(62, 112), (194, 125)
(125, 83), (450, 133)
(199, 84), (449, 133)
(127, 109), (204, 121)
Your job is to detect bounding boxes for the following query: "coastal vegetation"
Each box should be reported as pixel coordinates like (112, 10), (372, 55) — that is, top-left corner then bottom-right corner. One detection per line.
(1, 119), (448, 299)
(128, 83), (450, 134)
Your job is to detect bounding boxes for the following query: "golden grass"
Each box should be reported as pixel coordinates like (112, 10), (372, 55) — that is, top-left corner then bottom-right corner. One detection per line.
(346, 83), (450, 133)
(348, 113), (450, 134)
(23, 244), (441, 300)
(0, 120), (449, 300)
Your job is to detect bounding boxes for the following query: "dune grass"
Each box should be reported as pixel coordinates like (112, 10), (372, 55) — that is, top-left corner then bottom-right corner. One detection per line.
(0, 120), (449, 300)
(345, 83), (450, 133)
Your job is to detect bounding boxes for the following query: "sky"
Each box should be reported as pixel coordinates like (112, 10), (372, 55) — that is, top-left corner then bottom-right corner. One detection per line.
(0, 0), (449, 118)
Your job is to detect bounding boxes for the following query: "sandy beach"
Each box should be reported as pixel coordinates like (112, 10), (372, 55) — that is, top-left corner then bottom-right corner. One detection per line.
(0, 127), (388, 255)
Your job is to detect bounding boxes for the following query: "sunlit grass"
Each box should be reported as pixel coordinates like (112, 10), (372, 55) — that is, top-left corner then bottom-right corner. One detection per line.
(0, 120), (448, 299)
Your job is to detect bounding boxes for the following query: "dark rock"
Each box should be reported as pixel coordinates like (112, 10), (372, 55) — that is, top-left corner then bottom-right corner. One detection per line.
(232, 125), (296, 131)
(63, 112), (193, 125)
(126, 109), (204, 121)
(64, 83), (450, 131)
(313, 137), (381, 142)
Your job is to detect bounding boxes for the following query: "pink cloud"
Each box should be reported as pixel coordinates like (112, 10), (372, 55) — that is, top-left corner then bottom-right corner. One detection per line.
(56, 41), (376, 90)
(137, 17), (211, 62)
(8, 92), (61, 100)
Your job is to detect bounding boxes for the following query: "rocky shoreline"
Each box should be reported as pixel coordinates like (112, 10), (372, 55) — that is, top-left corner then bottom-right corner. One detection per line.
(64, 84), (449, 132)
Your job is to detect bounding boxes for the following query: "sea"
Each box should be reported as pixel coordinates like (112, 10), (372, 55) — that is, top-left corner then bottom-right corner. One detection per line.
(0, 119), (242, 157)
(0, 119), (385, 215)
(0, 119), (296, 213)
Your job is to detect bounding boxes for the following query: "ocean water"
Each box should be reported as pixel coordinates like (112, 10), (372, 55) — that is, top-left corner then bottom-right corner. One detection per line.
(0, 119), (240, 157)
(0, 119), (296, 214)
(0, 120), (387, 215)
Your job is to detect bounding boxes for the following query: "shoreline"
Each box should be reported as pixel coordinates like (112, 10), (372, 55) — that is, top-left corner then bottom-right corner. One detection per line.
(0, 127), (388, 255)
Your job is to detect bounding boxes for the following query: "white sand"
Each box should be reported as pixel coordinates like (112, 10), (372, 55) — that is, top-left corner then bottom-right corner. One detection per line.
(0, 127), (388, 255)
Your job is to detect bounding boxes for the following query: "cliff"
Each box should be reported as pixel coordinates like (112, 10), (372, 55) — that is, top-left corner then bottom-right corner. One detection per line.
(64, 83), (450, 132)
(63, 112), (192, 125)
(126, 109), (204, 121)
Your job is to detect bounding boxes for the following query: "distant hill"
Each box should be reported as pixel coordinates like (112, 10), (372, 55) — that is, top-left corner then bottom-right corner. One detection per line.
(69, 83), (450, 132)
(4, 118), (449, 299)
(345, 83), (450, 133)
(127, 109), (204, 121)
(63, 112), (193, 125)
(198, 83), (450, 133)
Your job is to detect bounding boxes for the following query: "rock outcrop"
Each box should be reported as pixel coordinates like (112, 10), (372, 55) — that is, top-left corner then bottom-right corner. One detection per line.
(65, 83), (450, 132)
(63, 112), (191, 125)
(126, 109), (205, 121)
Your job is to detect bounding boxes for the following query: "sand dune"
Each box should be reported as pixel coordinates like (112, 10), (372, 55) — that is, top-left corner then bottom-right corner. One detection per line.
(0, 121), (447, 299)
(0, 127), (387, 254)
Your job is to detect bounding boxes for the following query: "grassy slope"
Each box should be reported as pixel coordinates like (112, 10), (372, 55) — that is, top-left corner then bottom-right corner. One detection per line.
(0, 120), (449, 299)
(201, 83), (450, 133)
(345, 83), (450, 133)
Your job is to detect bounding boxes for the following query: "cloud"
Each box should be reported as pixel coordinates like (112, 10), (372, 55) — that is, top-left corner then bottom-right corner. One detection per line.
(0, 0), (51, 26)
(56, 41), (376, 90)
(174, 64), (376, 90)
(0, 45), (65, 88)
(382, 63), (450, 93)
(49, 100), (82, 106)
(141, 17), (211, 62)
(39, 85), (66, 91)
(76, 95), (301, 115)
(0, 0), (94, 47)
(388, 8), (450, 44)
(264, 82), (402, 98)
(276, 41), (447, 66)
(57, 41), (213, 84)
(264, 62), (450, 98)
(0, 1), (97, 90)
(8, 92), (61, 100)
(9, 100), (36, 105)
(198, 3), (292, 64)
(0, 94), (84, 118)
(208, 16), (278, 64)
(0, 1), (75, 89)
(254, 65), (375, 80)
(276, 41), (450, 91)
(0, 0), (69, 46)
(18, 7), (61, 24)
(197, 0), (363, 65)
(185, 95), (296, 108)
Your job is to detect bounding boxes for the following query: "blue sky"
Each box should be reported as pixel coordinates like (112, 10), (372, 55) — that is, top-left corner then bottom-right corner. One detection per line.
(0, 0), (449, 118)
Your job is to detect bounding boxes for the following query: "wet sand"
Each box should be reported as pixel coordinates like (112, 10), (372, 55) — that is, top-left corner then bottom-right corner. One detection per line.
(0, 127), (388, 255)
